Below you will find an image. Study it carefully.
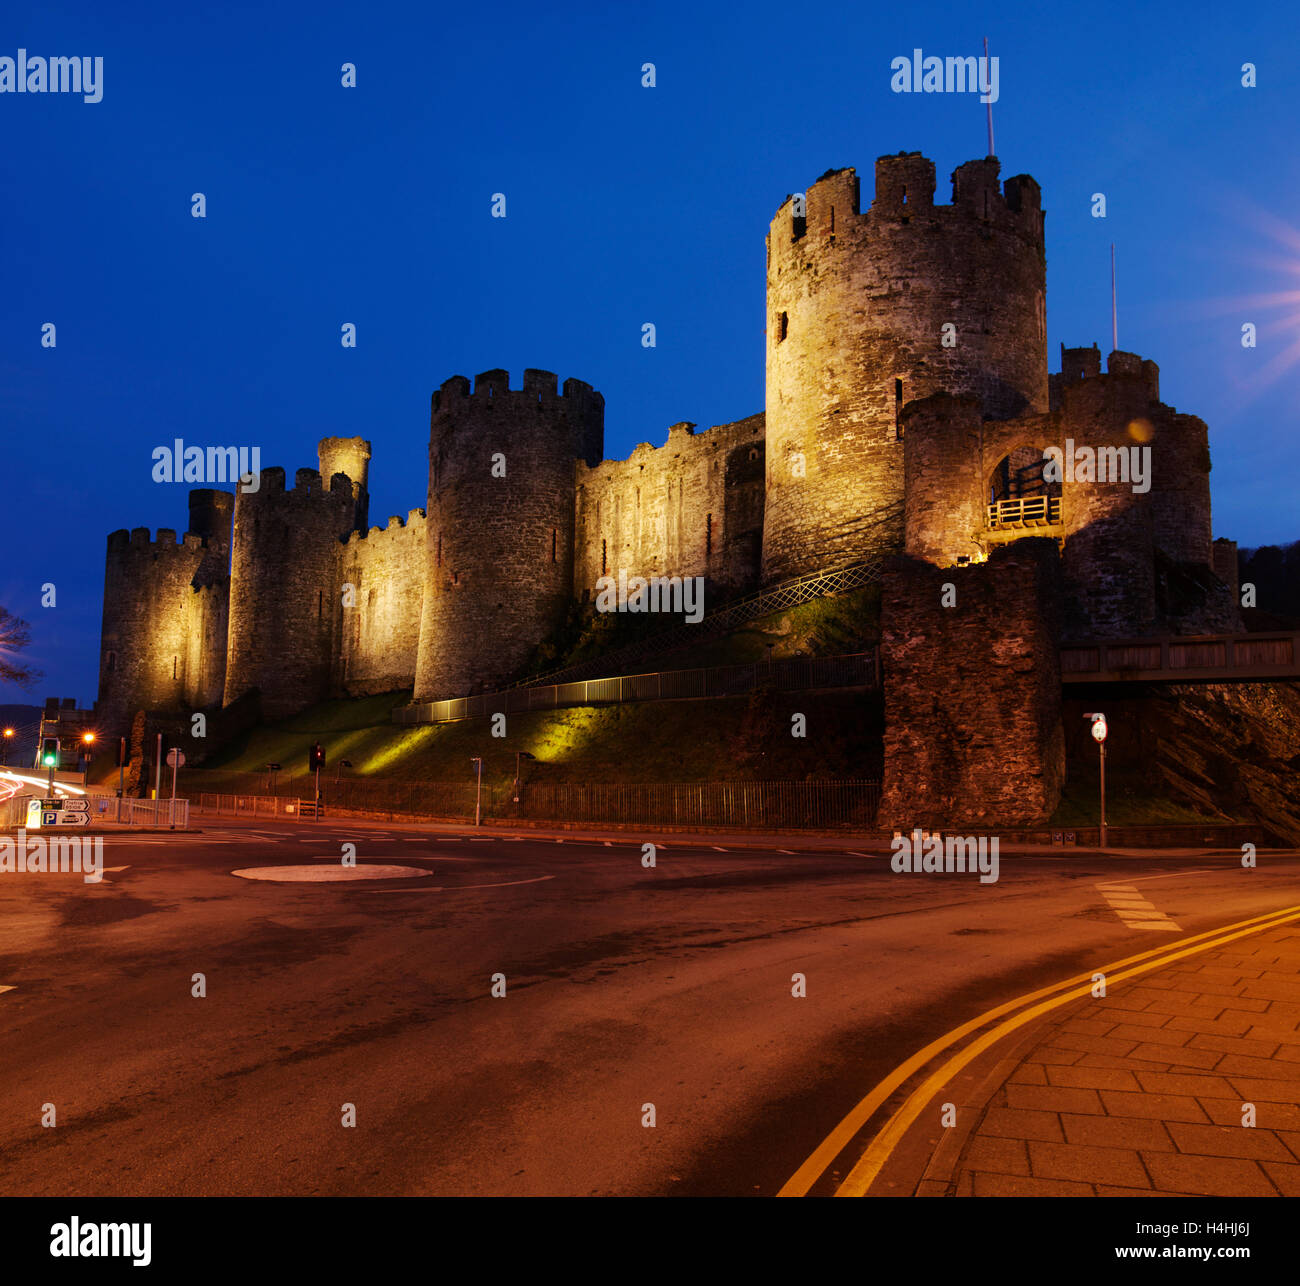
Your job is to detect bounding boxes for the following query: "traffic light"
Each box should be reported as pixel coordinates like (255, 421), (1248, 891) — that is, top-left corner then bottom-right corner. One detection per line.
(41, 738), (59, 766)
(309, 743), (325, 771)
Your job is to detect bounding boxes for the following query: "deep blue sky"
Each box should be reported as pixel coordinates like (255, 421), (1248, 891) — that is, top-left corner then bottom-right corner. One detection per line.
(3, 0), (1298, 705)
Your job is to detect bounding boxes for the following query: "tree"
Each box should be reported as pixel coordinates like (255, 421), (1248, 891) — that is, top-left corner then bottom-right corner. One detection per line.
(0, 606), (42, 689)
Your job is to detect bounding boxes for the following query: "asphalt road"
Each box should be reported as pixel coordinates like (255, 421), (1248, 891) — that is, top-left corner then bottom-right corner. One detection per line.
(0, 817), (1296, 1196)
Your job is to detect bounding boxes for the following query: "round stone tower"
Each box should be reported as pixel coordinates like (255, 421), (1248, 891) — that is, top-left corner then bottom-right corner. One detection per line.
(223, 464), (364, 719)
(763, 152), (1048, 582)
(318, 435), (371, 532)
(413, 369), (604, 702)
(97, 527), (213, 737)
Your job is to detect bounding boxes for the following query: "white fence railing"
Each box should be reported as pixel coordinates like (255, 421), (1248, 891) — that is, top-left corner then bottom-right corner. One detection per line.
(1, 793), (190, 828)
(191, 794), (312, 819)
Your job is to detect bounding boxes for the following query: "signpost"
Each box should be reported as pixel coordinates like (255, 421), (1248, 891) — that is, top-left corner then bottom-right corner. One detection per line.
(1085, 712), (1109, 848)
(471, 757), (483, 827)
(166, 749), (185, 829)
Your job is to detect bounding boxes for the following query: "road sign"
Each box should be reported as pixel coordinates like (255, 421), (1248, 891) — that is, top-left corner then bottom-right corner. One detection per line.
(167, 749), (186, 768)
(62, 799), (89, 813)
(41, 811), (88, 826)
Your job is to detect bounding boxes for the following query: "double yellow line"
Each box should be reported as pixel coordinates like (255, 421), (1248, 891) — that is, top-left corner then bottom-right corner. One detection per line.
(778, 903), (1300, 1198)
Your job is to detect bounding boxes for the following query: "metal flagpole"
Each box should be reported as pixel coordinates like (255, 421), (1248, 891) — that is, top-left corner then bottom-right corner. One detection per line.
(1111, 243), (1118, 352)
(984, 36), (995, 157)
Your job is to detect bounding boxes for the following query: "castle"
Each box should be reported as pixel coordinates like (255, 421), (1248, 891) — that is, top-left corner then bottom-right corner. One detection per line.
(96, 151), (1240, 823)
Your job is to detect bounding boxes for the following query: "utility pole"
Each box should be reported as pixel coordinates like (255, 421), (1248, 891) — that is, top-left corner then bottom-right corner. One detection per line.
(154, 732), (163, 800)
(472, 757), (483, 827)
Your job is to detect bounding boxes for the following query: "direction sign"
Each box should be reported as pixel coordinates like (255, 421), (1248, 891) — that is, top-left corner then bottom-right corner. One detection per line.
(166, 749), (186, 768)
(62, 799), (89, 813)
(42, 811), (88, 826)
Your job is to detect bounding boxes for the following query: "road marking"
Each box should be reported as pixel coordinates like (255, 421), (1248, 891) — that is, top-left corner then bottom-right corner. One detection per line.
(0, 986), (14, 997)
(712, 846), (728, 852)
(844, 851), (873, 858)
(779, 902), (1300, 1198)
(776, 849), (795, 855)
(1097, 879), (1180, 931)
(369, 874), (556, 894)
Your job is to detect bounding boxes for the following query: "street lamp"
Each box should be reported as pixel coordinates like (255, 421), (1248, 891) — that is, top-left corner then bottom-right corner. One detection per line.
(81, 731), (96, 782)
(2, 727), (13, 767)
(1085, 712), (1108, 848)
(471, 756), (483, 827)
(335, 758), (352, 783)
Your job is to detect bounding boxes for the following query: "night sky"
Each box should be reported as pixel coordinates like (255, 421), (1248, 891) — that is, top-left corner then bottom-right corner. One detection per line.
(2, 0), (1297, 704)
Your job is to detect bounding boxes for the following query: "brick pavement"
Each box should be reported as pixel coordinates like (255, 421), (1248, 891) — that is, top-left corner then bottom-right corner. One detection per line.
(950, 925), (1300, 1197)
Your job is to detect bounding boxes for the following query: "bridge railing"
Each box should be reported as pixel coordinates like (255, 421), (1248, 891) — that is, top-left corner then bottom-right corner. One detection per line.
(1061, 631), (1300, 681)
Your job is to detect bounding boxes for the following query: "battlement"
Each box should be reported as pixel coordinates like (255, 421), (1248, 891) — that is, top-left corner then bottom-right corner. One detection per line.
(576, 414), (764, 483)
(238, 465), (359, 506)
(1053, 347), (1161, 406)
(342, 508), (429, 547)
(432, 369), (603, 412)
(770, 153), (1044, 251)
(108, 527), (213, 555)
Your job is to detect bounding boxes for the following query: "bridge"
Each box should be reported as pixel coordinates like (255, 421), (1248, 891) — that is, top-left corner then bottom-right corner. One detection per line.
(1061, 632), (1300, 684)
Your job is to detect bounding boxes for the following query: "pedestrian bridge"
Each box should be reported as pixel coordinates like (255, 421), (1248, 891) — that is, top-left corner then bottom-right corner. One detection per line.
(1061, 631), (1300, 684)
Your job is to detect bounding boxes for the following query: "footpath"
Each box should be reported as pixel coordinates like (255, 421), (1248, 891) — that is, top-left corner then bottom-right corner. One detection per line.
(859, 920), (1300, 1197)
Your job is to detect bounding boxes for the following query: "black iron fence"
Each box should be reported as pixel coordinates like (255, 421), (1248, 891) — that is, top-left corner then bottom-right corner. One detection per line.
(192, 777), (880, 830)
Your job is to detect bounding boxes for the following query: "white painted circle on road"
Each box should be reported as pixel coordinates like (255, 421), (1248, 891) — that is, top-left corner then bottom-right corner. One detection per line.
(232, 864), (430, 883)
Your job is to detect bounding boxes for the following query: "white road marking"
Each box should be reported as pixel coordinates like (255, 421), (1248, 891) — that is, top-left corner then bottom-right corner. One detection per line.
(712, 846), (728, 852)
(845, 851), (873, 858)
(776, 849), (795, 855)
(0, 986), (15, 997)
(1096, 880), (1181, 932)
(369, 874), (556, 894)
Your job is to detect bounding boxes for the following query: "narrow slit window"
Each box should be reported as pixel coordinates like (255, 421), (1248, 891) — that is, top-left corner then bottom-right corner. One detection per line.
(551, 529), (557, 563)
(894, 378), (904, 439)
(705, 513), (713, 557)
(172, 656), (177, 680)
(901, 185), (908, 207)
(601, 538), (607, 575)
(778, 312), (788, 342)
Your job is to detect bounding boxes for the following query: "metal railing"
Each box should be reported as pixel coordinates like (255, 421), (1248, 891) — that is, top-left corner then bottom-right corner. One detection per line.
(192, 778), (880, 830)
(0, 793), (189, 828)
(120, 797), (190, 827)
(1061, 631), (1300, 682)
(987, 496), (1061, 529)
(505, 556), (884, 691)
(396, 651), (878, 726)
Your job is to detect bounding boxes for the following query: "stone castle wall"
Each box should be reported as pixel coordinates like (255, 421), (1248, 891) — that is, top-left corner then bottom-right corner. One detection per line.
(879, 539), (1067, 828)
(336, 510), (428, 696)
(573, 414), (764, 602)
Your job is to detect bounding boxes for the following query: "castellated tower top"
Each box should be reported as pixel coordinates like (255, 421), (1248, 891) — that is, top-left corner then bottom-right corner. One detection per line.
(317, 436), (371, 533)
(430, 368), (605, 468)
(762, 150), (1049, 582)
